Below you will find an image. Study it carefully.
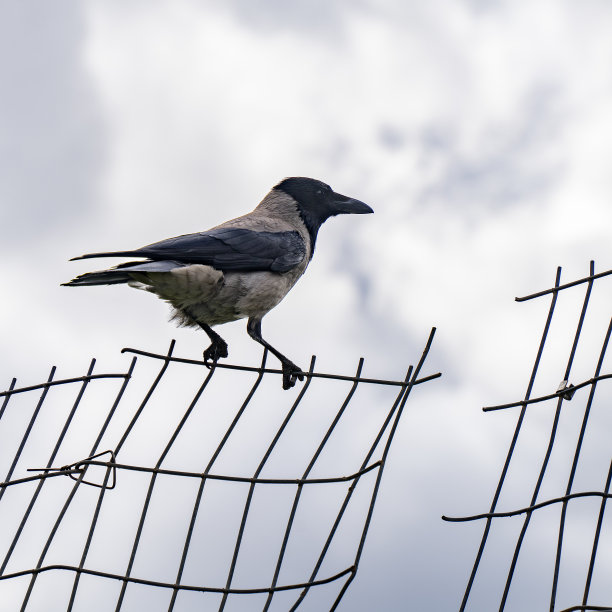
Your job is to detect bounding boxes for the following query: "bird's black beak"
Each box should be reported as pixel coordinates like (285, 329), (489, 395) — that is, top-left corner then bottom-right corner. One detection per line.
(330, 192), (374, 215)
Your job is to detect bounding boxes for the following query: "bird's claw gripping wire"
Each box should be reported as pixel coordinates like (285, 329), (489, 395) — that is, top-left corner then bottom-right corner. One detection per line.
(203, 339), (228, 368)
(282, 360), (304, 390)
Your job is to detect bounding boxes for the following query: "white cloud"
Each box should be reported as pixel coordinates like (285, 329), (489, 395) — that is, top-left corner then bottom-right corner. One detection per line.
(2, 1), (612, 610)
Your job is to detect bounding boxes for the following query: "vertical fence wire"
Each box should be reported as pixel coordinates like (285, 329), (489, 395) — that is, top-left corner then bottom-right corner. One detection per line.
(457, 266), (562, 612)
(167, 349), (270, 612)
(262, 357), (364, 612)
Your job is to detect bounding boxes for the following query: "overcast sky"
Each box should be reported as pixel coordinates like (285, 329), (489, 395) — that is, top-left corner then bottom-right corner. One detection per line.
(2, 1), (612, 610)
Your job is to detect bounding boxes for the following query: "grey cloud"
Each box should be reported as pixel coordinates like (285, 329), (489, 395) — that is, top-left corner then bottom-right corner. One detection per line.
(417, 84), (566, 213)
(461, 0), (506, 13)
(0, 2), (107, 246)
(378, 124), (406, 151)
(212, 0), (361, 38)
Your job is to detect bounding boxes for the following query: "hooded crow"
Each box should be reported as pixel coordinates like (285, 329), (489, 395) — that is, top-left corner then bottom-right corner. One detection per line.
(64, 177), (373, 389)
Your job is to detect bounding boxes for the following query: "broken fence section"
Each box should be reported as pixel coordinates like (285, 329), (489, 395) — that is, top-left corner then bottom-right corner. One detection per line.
(445, 262), (612, 612)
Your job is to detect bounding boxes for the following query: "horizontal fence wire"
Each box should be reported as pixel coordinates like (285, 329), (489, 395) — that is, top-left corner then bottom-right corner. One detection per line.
(118, 347), (442, 388)
(445, 262), (612, 612)
(0, 330), (439, 611)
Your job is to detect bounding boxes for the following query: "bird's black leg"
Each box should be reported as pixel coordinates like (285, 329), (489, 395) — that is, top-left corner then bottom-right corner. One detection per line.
(197, 322), (229, 368)
(247, 317), (304, 390)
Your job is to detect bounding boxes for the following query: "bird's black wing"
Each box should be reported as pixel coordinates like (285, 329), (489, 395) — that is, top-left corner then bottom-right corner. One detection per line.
(71, 228), (307, 273)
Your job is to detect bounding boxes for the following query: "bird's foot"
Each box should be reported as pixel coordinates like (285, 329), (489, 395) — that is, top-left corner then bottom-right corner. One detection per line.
(203, 339), (228, 368)
(281, 360), (304, 390)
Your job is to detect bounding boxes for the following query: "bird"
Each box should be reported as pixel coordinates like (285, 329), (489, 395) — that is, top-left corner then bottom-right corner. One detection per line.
(63, 177), (373, 390)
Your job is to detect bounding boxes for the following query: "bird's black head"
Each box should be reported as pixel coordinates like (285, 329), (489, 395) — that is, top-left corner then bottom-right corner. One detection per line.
(274, 177), (373, 253)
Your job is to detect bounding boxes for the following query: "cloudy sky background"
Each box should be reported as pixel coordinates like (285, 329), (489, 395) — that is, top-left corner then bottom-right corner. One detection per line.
(2, 1), (612, 610)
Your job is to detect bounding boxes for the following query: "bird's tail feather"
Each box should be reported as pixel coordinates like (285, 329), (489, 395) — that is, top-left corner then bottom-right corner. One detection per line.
(62, 270), (133, 286)
(70, 251), (144, 262)
(62, 260), (186, 286)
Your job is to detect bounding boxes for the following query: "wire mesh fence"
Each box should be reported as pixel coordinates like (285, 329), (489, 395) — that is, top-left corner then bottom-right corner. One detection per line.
(445, 262), (612, 612)
(0, 329), (439, 611)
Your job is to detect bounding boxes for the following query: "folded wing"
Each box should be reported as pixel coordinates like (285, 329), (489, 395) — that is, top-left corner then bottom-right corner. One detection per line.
(70, 228), (307, 273)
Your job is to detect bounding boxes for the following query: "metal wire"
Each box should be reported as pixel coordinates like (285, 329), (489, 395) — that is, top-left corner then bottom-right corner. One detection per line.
(0, 331), (439, 611)
(447, 262), (612, 612)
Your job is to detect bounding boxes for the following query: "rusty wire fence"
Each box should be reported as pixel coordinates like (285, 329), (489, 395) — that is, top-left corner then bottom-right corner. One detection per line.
(0, 328), (439, 611)
(445, 262), (612, 612)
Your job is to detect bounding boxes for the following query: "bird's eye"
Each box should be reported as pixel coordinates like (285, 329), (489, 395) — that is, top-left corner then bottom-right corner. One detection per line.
(316, 189), (323, 195)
